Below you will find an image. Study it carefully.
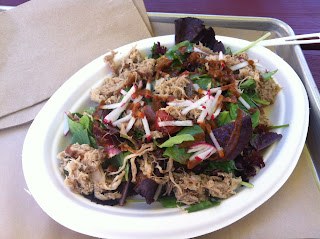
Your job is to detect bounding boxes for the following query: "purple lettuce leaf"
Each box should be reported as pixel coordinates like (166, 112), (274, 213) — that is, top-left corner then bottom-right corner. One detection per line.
(212, 115), (253, 161)
(174, 17), (225, 53)
(250, 132), (283, 151)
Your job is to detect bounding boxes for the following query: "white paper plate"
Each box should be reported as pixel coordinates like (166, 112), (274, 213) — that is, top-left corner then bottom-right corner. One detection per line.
(22, 35), (309, 239)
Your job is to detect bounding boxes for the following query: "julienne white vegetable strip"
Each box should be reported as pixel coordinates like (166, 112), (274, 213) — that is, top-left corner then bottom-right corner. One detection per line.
(103, 102), (128, 124)
(142, 116), (151, 141)
(238, 96), (252, 110)
(113, 112), (132, 127)
(158, 120), (194, 127)
(125, 117), (136, 133)
(181, 95), (209, 115)
(63, 112), (69, 136)
(101, 102), (125, 110)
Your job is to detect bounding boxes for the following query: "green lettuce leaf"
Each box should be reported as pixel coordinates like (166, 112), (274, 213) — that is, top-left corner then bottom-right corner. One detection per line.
(185, 200), (221, 213)
(158, 197), (184, 208)
(177, 124), (204, 136)
(206, 160), (237, 175)
(163, 145), (192, 164)
(240, 78), (255, 90)
(68, 115), (97, 148)
(261, 69), (278, 81)
(159, 134), (194, 148)
(71, 128), (91, 145)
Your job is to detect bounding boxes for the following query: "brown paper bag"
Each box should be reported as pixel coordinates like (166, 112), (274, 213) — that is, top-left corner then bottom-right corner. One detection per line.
(0, 0), (152, 129)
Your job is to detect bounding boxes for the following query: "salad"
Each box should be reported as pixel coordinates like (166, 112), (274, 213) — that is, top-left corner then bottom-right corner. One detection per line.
(58, 18), (284, 212)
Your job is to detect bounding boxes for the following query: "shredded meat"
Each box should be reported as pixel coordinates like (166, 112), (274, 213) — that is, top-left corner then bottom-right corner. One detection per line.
(256, 78), (281, 104)
(58, 143), (122, 200)
(90, 77), (125, 103)
(163, 105), (201, 121)
(153, 74), (191, 99)
(167, 172), (242, 205)
(195, 43), (215, 55)
(91, 47), (156, 104)
(104, 50), (118, 76)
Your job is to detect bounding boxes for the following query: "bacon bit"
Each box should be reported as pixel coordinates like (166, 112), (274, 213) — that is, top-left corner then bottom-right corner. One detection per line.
(131, 93), (137, 99)
(107, 164), (117, 172)
(131, 102), (141, 118)
(180, 70), (189, 76)
(187, 158), (201, 169)
(137, 111), (145, 118)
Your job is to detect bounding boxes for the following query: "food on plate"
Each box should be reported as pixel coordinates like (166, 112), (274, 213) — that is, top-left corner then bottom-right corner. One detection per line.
(57, 18), (284, 212)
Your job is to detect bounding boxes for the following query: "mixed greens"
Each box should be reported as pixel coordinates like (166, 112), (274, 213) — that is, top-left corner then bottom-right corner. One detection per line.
(58, 17), (285, 213)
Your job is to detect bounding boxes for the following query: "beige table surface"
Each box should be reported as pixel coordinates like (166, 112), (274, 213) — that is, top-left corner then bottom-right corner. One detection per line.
(1, 121), (320, 239)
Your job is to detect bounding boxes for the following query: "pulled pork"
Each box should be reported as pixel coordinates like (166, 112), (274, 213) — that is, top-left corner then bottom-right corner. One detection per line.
(168, 172), (242, 205)
(58, 143), (122, 201)
(153, 74), (191, 99)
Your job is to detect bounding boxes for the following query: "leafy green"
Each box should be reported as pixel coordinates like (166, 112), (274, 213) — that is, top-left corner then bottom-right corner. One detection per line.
(149, 42), (167, 59)
(205, 160), (237, 175)
(106, 151), (131, 181)
(161, 125), (203, 163)
(250, 110), (260, 128)
(239, 93), (256, 109)
(165, 40), (194, 66)
(133, 129), (145, 139)
(158, 197), (184, 208)
(109, 151), (131, 168)
(185, 200), (221, 213)
(68, 116), (97, 148)
(165, 40), (194, 58)
(190, 74), (213, 90)
(269, 124), (290, 129)
(70, 128), (91, 145)
(225, 47), (232, 55)
(233, 32), (271, 55)
(176, 125), (204, 136)
(240, 181), (254, 188)
(251, 97), (270, 105)
(217, 111), (232, 127)
(163, 145), (192, 164)
(80, 115), (92, 133)
(159, 134), (194, 148)
(240, 79), (255, 90)
(228, 103), (239, 121)
(261, 69), (278, 81)
(84, 106), (97, 115)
